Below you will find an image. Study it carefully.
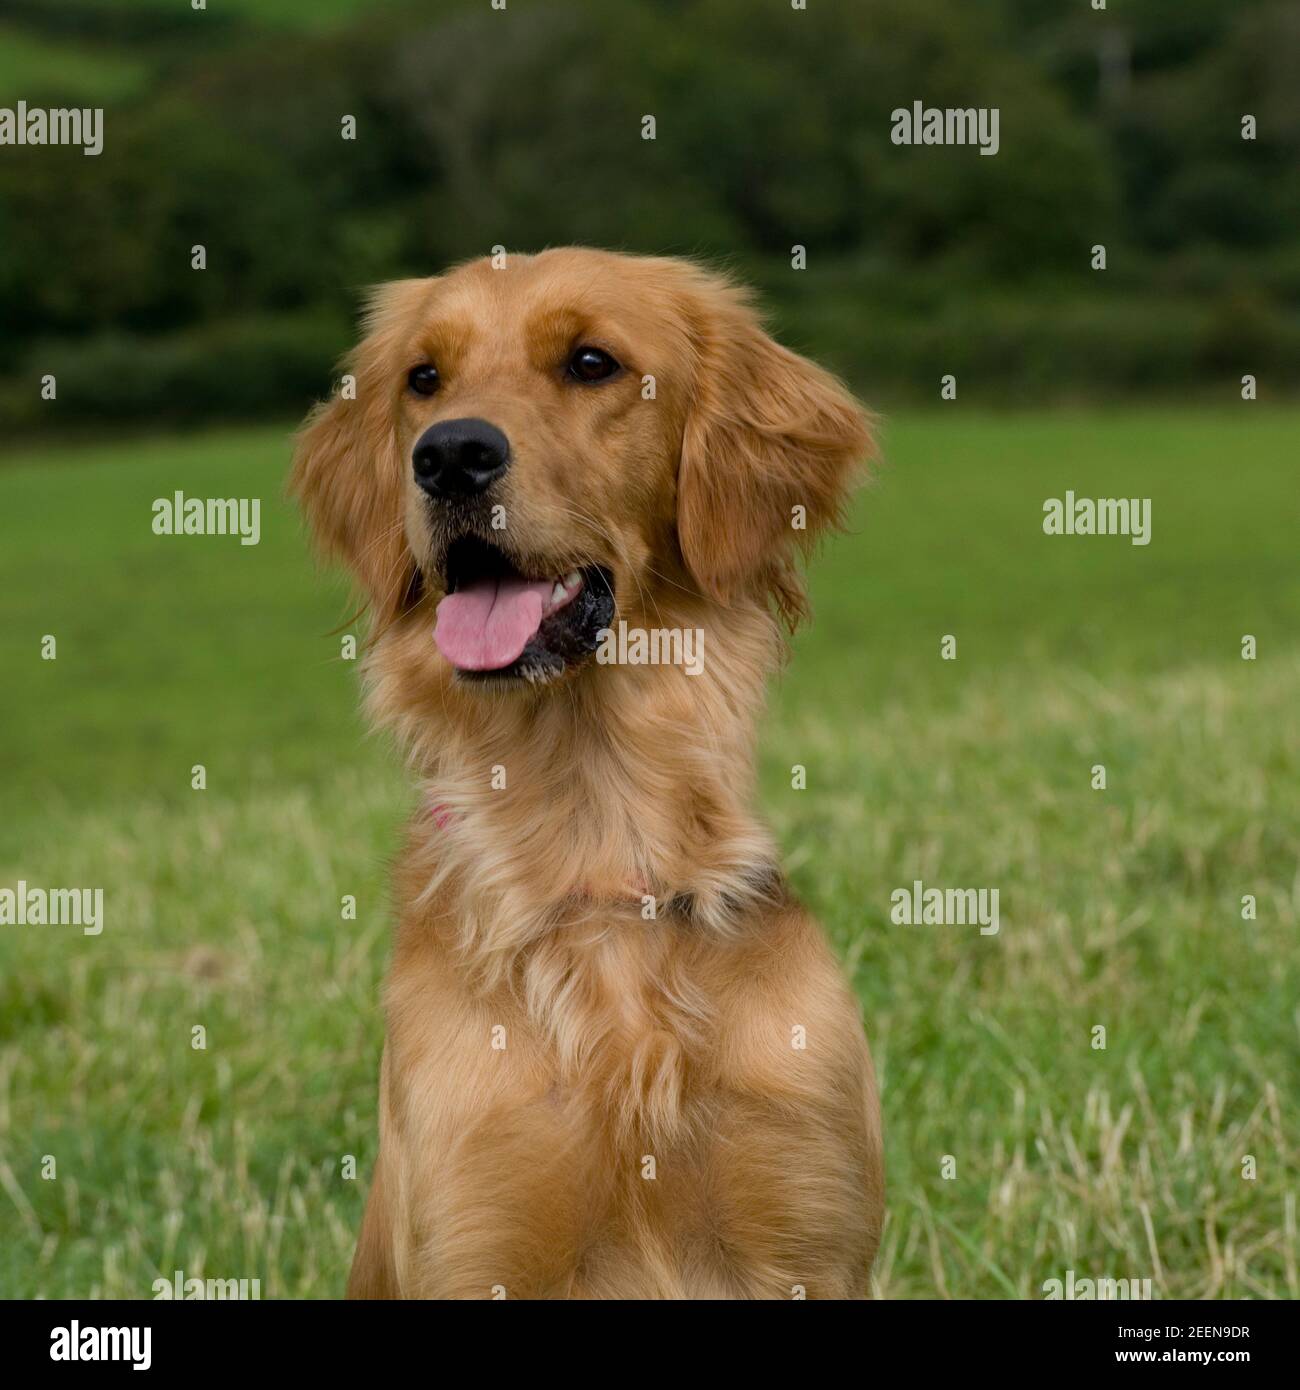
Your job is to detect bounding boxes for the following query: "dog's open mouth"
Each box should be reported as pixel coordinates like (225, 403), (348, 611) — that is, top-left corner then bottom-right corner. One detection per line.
(433, 536), (615, 685)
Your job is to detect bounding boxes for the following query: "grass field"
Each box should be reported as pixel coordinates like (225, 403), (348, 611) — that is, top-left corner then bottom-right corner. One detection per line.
(1, 409), (1298, 1298)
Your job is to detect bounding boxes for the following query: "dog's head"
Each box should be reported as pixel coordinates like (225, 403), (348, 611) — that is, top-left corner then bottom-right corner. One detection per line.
(292, 248), (873, 692)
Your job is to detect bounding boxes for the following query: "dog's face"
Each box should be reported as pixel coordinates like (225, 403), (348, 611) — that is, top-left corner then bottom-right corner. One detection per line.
(391, 253), (693, 686)
(293, 248), (872, 692)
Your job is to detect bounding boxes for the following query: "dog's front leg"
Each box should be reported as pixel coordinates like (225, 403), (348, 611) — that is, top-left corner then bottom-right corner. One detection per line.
(347, 1145), (399, 1298)
(347, 1045), (402, 1298)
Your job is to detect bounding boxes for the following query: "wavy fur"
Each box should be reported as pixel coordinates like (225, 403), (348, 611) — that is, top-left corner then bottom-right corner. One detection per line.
(292, 248), (883, 1299)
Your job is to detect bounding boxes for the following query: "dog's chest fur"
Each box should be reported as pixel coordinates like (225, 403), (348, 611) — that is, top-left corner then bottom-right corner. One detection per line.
(374, 883), (880, 1299)
(349, 622), (881, 1297)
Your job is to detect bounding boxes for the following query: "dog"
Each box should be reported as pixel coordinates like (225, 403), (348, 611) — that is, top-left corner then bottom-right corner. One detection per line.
(292, 248), (884, 1299)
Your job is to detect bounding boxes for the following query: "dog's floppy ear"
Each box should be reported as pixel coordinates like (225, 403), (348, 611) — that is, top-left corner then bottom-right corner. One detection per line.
(290, 278), (434, 628)
(676, 274), (874, 628)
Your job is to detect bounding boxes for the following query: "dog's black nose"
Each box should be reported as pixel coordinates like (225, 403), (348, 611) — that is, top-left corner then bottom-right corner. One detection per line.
(412, 418), (510, 499)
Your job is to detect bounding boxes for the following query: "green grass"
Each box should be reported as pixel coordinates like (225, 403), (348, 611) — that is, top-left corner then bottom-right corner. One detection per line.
(1, 409), (1297, 1298)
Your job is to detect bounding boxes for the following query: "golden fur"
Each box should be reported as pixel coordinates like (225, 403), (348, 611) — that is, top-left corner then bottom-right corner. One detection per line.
(291, 248), (884, 1299)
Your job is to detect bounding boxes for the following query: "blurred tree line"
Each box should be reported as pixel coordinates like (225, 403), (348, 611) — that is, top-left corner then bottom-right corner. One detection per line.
(1, 0), (1296, 429)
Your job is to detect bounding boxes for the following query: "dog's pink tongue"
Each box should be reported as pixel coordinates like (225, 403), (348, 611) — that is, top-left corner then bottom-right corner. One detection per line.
(435, 575), (553, 671)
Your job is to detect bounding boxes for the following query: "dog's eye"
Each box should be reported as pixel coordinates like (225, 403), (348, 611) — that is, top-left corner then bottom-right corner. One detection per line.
(407, 364), (441, 396)
(567, 346), (620, 383)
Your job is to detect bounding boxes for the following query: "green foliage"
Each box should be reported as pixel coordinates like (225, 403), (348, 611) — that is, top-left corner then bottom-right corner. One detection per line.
(0, 22), (149, 103)
(0, 312), (351, 431)
(0, 0), (1295, 425)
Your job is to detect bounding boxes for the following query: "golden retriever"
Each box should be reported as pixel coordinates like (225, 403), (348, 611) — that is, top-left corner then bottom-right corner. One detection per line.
(292, 247), (883, 1299)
